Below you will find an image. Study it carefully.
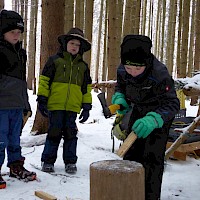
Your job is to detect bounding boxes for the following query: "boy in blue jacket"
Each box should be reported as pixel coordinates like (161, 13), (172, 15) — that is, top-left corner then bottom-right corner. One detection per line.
(112, 35), (180, 200)
(0, 10), (36, 189)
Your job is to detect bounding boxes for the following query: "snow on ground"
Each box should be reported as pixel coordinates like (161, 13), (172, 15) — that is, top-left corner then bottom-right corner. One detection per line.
(1, 90), (200, 200)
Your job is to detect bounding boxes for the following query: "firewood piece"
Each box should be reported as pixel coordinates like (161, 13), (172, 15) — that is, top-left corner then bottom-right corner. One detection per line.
(35, 191), (57, 200)
(90, 160), (145, 200)
(117, 131), (137, 157)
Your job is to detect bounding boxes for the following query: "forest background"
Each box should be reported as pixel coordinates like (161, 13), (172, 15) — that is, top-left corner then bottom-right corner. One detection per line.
(0, 0), (200, 134)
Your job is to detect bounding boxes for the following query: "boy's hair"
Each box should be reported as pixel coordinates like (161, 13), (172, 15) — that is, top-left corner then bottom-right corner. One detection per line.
(0, 10), (24, 36)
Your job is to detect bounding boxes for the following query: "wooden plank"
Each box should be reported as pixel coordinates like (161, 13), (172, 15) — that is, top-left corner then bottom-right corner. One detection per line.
(35, 191), (57, 200)
(117, 132), (137, 157)
(173, 151), (187, 161)
(167, 141), (200, 153)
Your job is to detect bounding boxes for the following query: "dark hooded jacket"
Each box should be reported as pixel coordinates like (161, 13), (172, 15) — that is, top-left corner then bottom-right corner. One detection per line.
(0, 39), (31, 110)
(115, 54), (180, 129)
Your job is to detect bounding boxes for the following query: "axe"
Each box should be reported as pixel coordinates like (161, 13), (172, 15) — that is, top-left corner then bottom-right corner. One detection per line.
(97, 92), (137, 157)
(97, 92), (121, 118)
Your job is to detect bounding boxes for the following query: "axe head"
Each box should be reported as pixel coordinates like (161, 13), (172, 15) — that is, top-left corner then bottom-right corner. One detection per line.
(97, 92), (112, 118)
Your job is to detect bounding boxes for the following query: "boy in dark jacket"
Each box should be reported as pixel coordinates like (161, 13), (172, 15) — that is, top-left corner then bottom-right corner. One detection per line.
(112, 35), (180, 200)
(0, 10), (36, 189)
(37, 27), (92, 174)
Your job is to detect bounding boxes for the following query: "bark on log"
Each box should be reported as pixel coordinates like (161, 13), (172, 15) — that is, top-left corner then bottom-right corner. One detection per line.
(90, 160), (145, 200)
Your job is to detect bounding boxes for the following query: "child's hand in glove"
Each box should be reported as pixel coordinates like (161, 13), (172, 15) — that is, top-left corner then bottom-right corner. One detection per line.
(132, 112), (164, 138)
(112, 92), (130, 114)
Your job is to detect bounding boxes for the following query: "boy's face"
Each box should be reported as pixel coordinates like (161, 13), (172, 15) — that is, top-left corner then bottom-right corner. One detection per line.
(67, 39), (81, 55)
(4, 29), (22, 45)
(125, 65), (146, 77)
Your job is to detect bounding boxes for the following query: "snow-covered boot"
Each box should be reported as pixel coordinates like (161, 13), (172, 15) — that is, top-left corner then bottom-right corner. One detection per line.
(0, 166), (6, 189)
(9, 161), (36, 181)
(41, 162), (54, 173)
(65, 163), (77, 174)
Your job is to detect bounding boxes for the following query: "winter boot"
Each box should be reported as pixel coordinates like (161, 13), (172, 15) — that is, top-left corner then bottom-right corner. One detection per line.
(0, 174), (6, 189)
(0, 166), (6, 189)
(65, 163), (77, 174)
(41, 162), (54, 173)
(9, 161), (36, 181)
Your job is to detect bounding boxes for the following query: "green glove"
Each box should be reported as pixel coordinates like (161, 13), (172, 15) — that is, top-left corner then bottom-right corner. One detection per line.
(132, 112), (164, 138)
(112, 92), (130, 114)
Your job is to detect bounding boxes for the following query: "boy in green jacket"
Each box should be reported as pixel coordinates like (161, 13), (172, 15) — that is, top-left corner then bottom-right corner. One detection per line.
(37, 27), (92, 174)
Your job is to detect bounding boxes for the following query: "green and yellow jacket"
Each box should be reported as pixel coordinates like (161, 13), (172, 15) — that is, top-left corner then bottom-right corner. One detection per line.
(37, 50), (92, 113)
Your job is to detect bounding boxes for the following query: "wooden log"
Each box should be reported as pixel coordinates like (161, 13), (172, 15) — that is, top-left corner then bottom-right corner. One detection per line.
(23, 111), (32, 128)
(35, 191), (57, 200)
(117, 131), (137, 157)
(90, 160), (145, 200)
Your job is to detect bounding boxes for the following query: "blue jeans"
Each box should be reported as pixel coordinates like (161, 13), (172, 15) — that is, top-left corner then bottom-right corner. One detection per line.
(0, 109), (24, 166)
(41, 111), (78, 164)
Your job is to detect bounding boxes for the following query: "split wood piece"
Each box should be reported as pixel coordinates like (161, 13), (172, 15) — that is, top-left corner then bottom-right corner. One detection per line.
(117, 131), (137, 157)
(90, 160), (145, 200)
(166, 141), (200, 160)
(35, 191), (57, 200)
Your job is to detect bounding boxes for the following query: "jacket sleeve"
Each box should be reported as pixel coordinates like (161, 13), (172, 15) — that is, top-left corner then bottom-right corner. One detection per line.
(21, 49), (31, 111)
(81, 64), (92, 104)
(37, 56), (56, 97)
(154, 76), (180, 122)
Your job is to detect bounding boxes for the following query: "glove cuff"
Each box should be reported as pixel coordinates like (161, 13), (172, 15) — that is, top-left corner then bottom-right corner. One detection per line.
(37, 95), (48, 104)
(146, 112), (164, 128)
(82, 103), (92, 110)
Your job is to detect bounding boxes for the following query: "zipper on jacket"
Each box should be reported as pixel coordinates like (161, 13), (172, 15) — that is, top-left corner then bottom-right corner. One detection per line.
(64, 59), (73, 109)
(76, 66), (80, 85)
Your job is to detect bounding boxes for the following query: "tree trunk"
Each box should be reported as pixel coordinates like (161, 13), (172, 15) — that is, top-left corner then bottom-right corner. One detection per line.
(107, 0), (122, 104)
(187, 0), (196, 77)
(194, 0), (200, 71)
(64, 0), (74, 31)
(166, 0), (177, 74)
(176, 0), (183, 78)
(0, 0), (4, 10)
(84, 0), (94, 65)
(180, 0), (191, 78)
(27, 0), (38, 92)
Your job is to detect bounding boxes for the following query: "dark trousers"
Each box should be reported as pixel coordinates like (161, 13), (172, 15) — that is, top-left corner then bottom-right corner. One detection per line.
(41, 111), (78, 165)
(0, 109), (24, 166)
(124, 124), (170, 200)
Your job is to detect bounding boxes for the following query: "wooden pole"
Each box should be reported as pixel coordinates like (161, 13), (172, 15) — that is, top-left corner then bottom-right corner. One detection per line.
(90, 160), (145, 200)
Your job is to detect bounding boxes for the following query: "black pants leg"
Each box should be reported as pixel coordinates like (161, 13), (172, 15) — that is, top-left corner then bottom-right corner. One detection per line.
(124, 125), (169, 200)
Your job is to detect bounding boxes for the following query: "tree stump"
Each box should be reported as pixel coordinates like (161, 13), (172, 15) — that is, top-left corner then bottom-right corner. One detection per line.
(90, 160), (145, 200)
